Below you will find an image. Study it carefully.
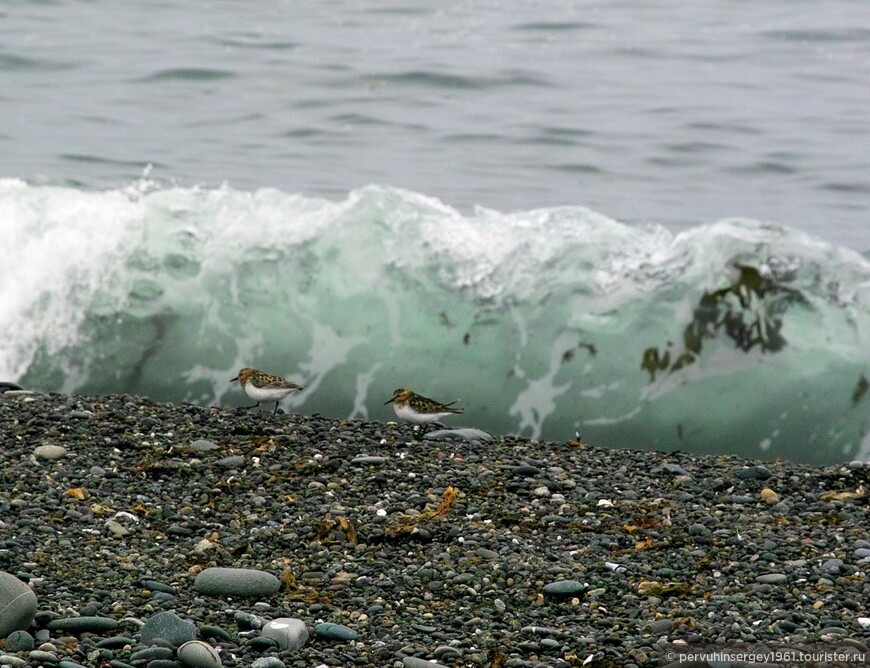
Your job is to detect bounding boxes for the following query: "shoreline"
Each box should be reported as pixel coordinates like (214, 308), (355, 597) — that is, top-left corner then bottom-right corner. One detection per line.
(2, 392), (870, 667)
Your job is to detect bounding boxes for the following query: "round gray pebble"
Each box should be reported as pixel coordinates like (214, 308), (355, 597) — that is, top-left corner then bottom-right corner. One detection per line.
(649, 619), (674, 634)
(402, 658), (449, 668)
(0, 655), (26, 667)
(28, 650), (58, 664)
(233, 611), (265, 629)
(821, 558), (844, 573)
(651, 463), (690, 476)
(735, 465), (772, 480)
(140, 611), (197, 647)
(177, 640), (222, 668)
(33, 444), (67, 460)
(142, 580), (176, 595)
(251, 658), (286, 668)
(247, 636), (278, 652)
(434, 645), (462, 660)
(688, 523), (708, 536)
(216, 455), (245, 468)
(199, 625), (233, 642)
(186, 439), (219, 452)
(5, 630), (35, 652)
(510, 464), (541, 477)
(130, 647), (175, 662)
(96, 635), (136, 649)
(542, 580), (586, 596)
(313, 622), (358, 641)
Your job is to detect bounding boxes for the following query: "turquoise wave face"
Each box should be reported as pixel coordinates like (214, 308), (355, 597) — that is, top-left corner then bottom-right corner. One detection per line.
(3, 179), (870, 464)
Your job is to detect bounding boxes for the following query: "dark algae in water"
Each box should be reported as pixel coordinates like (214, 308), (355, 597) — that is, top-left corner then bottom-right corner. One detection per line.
(852, 373), (869, 405)
(642, 263), (809, 381)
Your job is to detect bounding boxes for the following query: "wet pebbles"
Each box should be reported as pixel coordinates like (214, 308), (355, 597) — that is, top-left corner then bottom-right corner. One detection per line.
(2, 392), (870, 666)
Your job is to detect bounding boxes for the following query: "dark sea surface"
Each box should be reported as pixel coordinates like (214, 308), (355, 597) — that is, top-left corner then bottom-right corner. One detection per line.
(1, 0), (867, 247)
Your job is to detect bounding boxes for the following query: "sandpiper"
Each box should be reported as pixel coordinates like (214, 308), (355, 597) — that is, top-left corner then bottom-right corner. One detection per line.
(230, 367), (303, 414)
(384, 387), (463, 425)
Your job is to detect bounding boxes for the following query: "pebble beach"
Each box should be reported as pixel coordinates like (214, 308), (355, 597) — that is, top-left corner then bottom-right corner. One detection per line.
(2, 392), (870, 668)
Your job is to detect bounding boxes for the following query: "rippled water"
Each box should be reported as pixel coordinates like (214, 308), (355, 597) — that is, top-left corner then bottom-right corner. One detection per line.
(1, 0), (868, 248)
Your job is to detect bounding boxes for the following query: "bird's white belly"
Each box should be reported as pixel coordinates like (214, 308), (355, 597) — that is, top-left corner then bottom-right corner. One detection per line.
(393, 403), (449, 424)
(245, 384), (294, 402)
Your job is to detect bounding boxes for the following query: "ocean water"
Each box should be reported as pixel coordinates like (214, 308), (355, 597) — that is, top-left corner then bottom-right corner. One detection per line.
(1, 1), (869, 463)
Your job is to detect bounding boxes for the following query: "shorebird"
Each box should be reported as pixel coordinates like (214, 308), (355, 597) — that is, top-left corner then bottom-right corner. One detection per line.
(384, 387), (463, 426)
(230, 367), (303, 414)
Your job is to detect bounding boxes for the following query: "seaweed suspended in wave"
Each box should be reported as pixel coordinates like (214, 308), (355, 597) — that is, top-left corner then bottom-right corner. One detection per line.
(642, 262), (809, 381)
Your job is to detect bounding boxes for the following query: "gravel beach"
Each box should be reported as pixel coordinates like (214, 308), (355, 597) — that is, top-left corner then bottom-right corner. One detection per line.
(2, 392), (870, 668)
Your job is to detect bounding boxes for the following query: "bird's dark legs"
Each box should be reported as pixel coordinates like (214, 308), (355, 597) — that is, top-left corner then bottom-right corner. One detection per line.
(242, 402), (282, 413)
(420, 422), (441, 436)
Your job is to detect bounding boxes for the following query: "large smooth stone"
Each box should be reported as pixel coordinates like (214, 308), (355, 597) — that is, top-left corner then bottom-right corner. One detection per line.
(194, 568), (280, 598)
(0, 572), (37, 637)
(33, 445), (67, 461)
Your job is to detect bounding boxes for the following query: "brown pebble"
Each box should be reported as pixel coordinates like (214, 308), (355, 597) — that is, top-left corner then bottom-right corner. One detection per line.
(760, 488), (780, 504)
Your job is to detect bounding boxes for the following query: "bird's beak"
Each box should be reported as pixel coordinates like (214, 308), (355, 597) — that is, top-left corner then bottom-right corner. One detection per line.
(383, 398), (394, 405)
(230, 376), (239, 382)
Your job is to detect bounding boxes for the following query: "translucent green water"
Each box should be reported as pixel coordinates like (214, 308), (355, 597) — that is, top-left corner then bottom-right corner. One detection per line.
(5, 181), (870, 464)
